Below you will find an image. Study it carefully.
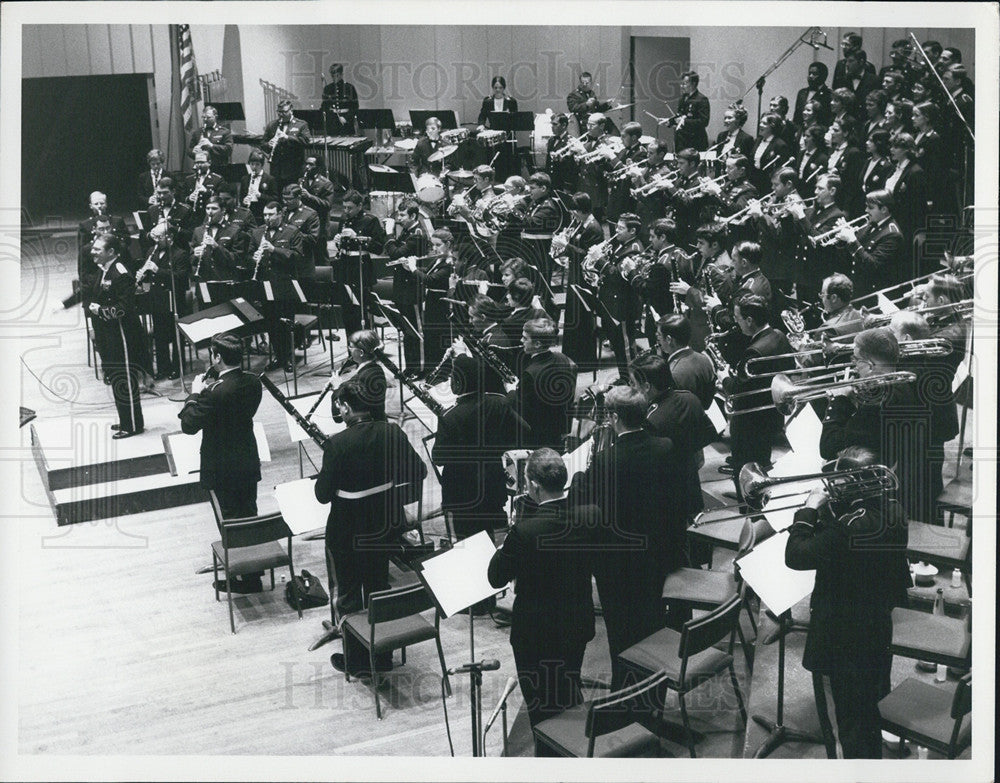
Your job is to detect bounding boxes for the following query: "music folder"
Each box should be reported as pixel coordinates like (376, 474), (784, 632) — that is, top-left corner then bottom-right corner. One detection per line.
(413, 531), (501, 618)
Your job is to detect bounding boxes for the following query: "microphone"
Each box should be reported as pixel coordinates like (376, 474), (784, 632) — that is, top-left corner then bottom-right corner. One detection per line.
(484, 676), (519, 733)
(447, 659), (501, 676)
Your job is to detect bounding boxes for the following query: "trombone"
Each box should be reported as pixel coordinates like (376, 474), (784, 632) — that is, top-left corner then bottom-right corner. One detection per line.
(744, 337), (953, 378)
(823, 300), (974, 341)
(724, 369), (917, 415)
(690, 461), (898, 526)
(810, 215), (868, 246)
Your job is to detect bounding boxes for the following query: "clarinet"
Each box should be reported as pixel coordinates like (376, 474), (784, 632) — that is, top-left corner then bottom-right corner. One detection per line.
(668, 250), (684, 312)
(373, 349), (448, 418)
(452, 319), (519, 388)
(260, 373), (331, 447)
(191, 225), (211, 280)
(251, 231), (269, 281)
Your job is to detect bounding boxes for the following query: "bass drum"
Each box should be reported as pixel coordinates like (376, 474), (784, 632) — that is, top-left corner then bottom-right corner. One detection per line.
(369, 191), (404, 220)
(415, 173), (445, 204)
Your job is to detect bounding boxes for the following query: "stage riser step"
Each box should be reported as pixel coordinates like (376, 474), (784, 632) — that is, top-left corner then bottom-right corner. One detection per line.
(47, 454), (171, 491)
(56, 483), (207, 526)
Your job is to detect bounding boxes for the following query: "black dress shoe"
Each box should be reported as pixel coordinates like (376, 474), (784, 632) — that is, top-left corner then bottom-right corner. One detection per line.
(110, 423), (121, 431)
(265, 359), (283, 371)
(112, 429), (143, 440)
(214, 576), (263, 594)
(321, 620), (342, 638)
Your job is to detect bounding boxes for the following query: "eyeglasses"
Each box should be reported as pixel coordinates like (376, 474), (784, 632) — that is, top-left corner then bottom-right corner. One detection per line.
(852, 356), (874, 369)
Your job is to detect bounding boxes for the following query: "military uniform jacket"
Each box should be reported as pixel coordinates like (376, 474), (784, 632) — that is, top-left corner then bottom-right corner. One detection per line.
(848, 217), (904, 295)
(262, 118), (311, 181)
(182, 172), (225, 220)
(566, 87), (611, 131)
(786, 500), (909, 673)
(188, 124), (234, 169)
(179, 368), (263, 488)
(77, 214), (129, 254)
(191, 221), (251, 281)
(385, 222), (429, 307)
(249, 223), (303, 281)
(828, 145), (865, 217)
(519, 196), (562, 238)
(675, 90), (710, 151)
(793, 201), (846, 288)
(598, 239), (643, 321)
(86, 260), (145, 363)
(283, 206), (320, 277)
(299, 174), (335, 228)
(145, 201), (196, 250)
(668, 346), (718, 411)
(546, 131), (579, 191)
(507, 349), (578, 450)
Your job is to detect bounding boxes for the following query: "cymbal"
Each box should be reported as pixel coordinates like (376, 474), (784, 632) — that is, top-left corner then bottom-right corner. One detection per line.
(428, 144), (458, 162)
(368, 164), (397, 173)
(608, 102), (635, 112)
(446, 168), (474, 181)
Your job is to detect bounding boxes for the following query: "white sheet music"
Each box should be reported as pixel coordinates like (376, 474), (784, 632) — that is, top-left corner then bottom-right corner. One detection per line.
(164, 422), (271, 476)
(177, 313), (243, 344)
(706, 398), (728, 434)
(284, 393), (345, 443)
(418, 531), (500, 617)
(562, 438), (592, 487)
(736, 530), (814, 615)
(274, 477), (328, 536)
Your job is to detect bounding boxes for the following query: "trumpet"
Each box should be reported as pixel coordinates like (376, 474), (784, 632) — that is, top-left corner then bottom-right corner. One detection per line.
(631, 170), (679, 197)
(680, 173), (727, 196)
(725, 369), (916, 416)
(610, 160), (648, 182)
(762, 195), (817, 216)
(578, 141), (622, 164)
(720, 192), (776, 225)
(691, 461), (899, 525)
(810, 215), (869, 247)
(549, 133), (587, 161)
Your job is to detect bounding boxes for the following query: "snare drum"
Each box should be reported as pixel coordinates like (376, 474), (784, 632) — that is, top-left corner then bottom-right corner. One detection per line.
(415, 173), (445, 204)
(478, 129), (506, 148)
(441, 127), (470, 145)
(369, 191), (404, 220)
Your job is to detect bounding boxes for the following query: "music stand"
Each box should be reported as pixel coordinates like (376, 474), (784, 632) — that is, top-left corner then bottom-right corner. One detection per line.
(570, 284), (623, 375)
(300, 277), (345, 369)
(295, 109), (326, 136)
(207, 102), (245, 123)
(413, 531), (504, 756)
(368, 293), (424, 424)
(368, 167), (416, 194)
(409, 110), (458, 131)
(357, 108), (396, 145)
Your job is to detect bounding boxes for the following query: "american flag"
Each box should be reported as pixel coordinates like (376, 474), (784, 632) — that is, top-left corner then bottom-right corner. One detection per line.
(175, 24), (200, 130)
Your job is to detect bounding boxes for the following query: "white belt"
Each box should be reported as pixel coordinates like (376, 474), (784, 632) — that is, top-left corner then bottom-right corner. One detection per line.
(521, 232), (553, 240)
(336, 481), (394, 500)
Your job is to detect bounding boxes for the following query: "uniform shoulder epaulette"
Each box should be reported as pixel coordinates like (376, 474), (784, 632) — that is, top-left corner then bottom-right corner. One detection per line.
(115, 261), (129, 274)
(886, 223), (901, 234)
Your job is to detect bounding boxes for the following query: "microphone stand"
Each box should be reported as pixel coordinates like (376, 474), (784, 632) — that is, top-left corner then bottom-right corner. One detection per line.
(741, 27), (833, 128)
(166, 231), (191, 399)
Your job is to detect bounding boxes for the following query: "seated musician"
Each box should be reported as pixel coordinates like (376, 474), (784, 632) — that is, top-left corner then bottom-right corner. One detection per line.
(216, 192), (257, 233)
(785, 445), (910, 759)
(498, 277), (548, 352)
(334, 189), (386, 336)
(722, 294), (794, 495)
(819, 326), (927, 521)
(830, 189), (904, 296)
(656, 314), (717, 411)
(384, 198), (428, 374)
(631, 351), (716, 520)
(251, 201), (304, 373)
(506, 317), (578, 451)
(710, 240), (773, 343)
(333, 329), (387, 421)
(447, 164), (497, 236)
(190, 194), (250, 282)
(786, 173), (847, 306)
(397, 228), (455, 378)
(466, 295), (518, 393)
(317, 379), (427, 677)
(409, 116), (444, 177)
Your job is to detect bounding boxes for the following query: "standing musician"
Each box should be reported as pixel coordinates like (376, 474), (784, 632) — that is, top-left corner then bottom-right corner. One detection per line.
(383, 198), (429, 377)
(138, 223), (190, 381)
(251, 201), (304, 373)
(701, 154), (758, 241)
(280, 184), (320, 279)
(321, 63), (359, 136)
(749, 114), (792, 193)
(433, 353), (525, 550)
(819, 327), (927, 525)
(298, 156), (336, 262)
(884, 133), (928, 250)
(656, 313), (717, 411)
(658, 148), (705, 247)
(721, 294), (794, 494)
(569, 386), (685, 687)
(190, 195), (250, 282)
(78, 191), (129, 253)
(556, 192), (604, 367)
(144, 177), (195, 251)
(477, 75), (518, 127)
(632, 139), (672, 233)
(86, 234), (145, 439)
(832, 32), (877, 89)
(409, 116), (444, 177)
(785, 446), (910, 759)
(632, 352), (716, 521)
(507, 317), (578, 451)
(596, 213), (644, 375)
(574, 112), (612, 223)
(138, 149), (167, 207)
(710, 240), (773, 344)
(787, 173), (846, 306)
(669, 71), (711, 152)
(334, 190), (386, 337)
(830, 189), (903, 296)
(545, 112), (579, 193)
(825, 116), (865, 217)
(566, 71), (612, 134)
(635, 218), (683, 344)
(317, 379), (427, 677)
(715, 103), (754, 160)
(183, 151), (225, 225)
(178, 333), (262, 531)
(605, 122), (646, 223)
(488, 448), (597, 750)
(262, 100), (311, 192)
(669, 223), (735, 351)
(397, 228), (455, 373)
(748, 167), (804, 304)
(515, 172), (562, 287)
(334, 329), (388, 421)
(240, 150), (277, 223)
(187, 105), (233, 171)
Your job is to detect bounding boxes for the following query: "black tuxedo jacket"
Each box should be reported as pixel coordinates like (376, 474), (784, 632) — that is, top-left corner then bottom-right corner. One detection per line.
(714, 128), (754, 159)
(507, 348), (577, 450)
(793, 84), (832, 127)
(477, 96), (519, 127)
(239, 172), (278, 221)
(179, 369), (262, 488)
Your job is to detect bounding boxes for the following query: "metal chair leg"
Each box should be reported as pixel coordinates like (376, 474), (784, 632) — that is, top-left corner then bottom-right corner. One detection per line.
(678, 691), (697, 758)
(729, 664), (747, 725)
(435, 636), (452, 696)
